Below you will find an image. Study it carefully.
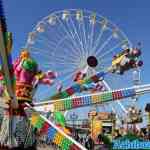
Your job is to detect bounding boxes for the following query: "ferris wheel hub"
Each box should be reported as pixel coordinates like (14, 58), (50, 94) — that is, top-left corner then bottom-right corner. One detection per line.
(87, 56), (98, 67)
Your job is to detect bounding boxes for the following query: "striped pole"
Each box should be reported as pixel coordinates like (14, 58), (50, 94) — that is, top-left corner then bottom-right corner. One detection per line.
(0, 0), (17, 107)
(0, 0), (17, 148)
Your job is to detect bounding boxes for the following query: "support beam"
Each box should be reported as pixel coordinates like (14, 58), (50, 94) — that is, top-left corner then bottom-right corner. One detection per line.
(33, 84), (150, 112)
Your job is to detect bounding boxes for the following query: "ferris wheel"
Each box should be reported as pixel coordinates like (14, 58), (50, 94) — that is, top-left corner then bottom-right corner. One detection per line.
(0, 7), (146, 149)
(25, 9), (139, 119)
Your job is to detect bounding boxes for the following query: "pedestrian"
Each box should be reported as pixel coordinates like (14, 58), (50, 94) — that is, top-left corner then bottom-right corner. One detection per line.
(88, 135), (94, 150)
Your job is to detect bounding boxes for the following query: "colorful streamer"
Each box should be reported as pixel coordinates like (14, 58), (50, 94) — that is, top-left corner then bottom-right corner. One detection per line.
(51, 71), (106, 100)
(25, 105), (86, 150)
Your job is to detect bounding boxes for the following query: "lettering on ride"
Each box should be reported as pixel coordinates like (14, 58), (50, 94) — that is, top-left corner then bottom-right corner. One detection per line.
(113, 139), (150, 149)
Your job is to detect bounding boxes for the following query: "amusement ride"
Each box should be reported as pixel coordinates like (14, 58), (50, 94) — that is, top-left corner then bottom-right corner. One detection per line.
(0, 3), (149, 150)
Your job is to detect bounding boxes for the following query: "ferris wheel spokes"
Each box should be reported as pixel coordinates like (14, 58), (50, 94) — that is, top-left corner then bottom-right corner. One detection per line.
(69, 16), (85, 53)
(95, 34), (113, 56)
(91, 25), (105, 56)
(97, 40), (126, 61)
(26, 9), (133, 105)
(56, 16), (83, 56)
(88, 19), (95, 57)
(79, 17), (88, 54)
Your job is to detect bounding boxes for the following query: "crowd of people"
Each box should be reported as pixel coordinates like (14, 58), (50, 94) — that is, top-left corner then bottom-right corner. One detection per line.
(34, 124), (150, 150)
(113, 126), (150, 140)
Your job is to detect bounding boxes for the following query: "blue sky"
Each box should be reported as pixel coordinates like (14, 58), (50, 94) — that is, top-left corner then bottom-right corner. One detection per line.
(3, 0), (150, 122)
(3, 0), (150, 82)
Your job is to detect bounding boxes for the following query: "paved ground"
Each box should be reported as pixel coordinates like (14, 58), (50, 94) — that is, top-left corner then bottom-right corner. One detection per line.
(37, 144), (109, 150)
(37, 145), (58, 150)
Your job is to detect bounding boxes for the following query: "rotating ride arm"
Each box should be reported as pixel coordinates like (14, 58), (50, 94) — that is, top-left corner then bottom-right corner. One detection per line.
(34, 84), (150, 112)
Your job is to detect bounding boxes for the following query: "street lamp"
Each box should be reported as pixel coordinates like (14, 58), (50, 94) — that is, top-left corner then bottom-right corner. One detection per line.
(132, 69), (141, 103)
(70, 112), (78, 137)
(132, 69), (141, 86)
(88, 110), (97, 138)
